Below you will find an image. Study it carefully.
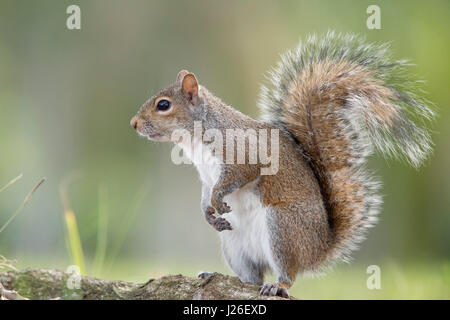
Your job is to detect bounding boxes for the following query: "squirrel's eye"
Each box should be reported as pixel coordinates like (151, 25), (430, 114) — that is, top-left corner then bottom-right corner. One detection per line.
(156, 99), (171, 112)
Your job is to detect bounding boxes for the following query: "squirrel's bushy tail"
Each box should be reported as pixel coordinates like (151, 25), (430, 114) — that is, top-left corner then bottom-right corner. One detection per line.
(258, 32), (434, 263)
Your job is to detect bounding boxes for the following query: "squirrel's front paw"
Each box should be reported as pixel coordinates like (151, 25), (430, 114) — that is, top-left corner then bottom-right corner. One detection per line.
(204, 206), (232, 232)
(211, 192), (232, 215)
(216, 202), (231, 215)
(212, 217), (232, 231)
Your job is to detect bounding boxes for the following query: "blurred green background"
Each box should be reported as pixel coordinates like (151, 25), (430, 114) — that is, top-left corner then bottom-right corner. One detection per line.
(0, 0), (449, 299)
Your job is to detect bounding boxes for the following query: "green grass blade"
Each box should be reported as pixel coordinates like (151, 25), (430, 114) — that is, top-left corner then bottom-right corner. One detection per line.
(0, 178), (45, 233)
(63, 208), (86, 275)
(59, 173), (86, 275)
(0, 174), (23, 194)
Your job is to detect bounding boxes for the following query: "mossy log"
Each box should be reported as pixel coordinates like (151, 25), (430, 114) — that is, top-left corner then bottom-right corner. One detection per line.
(0, 269), (289, 300)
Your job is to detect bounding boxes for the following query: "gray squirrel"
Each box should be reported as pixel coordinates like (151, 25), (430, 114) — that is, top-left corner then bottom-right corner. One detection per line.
(130, 32), (434, 298)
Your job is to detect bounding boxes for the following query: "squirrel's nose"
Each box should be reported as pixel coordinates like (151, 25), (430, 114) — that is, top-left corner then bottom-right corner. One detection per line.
(130, 116), (139, 130)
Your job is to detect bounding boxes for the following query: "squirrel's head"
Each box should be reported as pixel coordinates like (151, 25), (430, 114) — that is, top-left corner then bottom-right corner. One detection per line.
(130, 70), (203, 142)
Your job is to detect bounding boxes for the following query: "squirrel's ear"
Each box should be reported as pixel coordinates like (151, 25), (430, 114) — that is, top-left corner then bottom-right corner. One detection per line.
(176, 70), (189, 84)
(181, 73), (199, 103)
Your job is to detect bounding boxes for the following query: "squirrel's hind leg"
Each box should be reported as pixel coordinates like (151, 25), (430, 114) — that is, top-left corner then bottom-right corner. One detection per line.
(259, 264), (294, 298)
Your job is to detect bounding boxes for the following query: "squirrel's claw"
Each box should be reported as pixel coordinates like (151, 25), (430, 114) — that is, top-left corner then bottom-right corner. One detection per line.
(205, 206), (215, 216)
(215, 202), (231, 215)
(259, 283), (289, 299)
(204, 206), (232, 232)
(212, 217), (232, 231)
(211, 192), (232, 215)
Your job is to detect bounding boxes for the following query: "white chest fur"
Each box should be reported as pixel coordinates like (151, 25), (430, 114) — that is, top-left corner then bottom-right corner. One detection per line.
(177, 137), (222, 186)
(177, 139), (275, 279)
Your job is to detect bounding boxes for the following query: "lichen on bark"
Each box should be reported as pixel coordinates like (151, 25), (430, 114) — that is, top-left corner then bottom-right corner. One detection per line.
(0, 269), (289, 300)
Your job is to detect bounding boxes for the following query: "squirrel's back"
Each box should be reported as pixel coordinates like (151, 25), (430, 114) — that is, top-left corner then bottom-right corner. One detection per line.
(258, 32), (435, 264)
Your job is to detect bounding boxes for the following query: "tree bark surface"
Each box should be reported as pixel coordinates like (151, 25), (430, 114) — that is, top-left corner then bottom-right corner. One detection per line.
(0, 269), (290, 300)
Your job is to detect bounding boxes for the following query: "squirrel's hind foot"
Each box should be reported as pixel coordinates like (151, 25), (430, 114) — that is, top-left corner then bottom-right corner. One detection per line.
(197, 271), (215, 279)
(259, 283), (289, 298)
